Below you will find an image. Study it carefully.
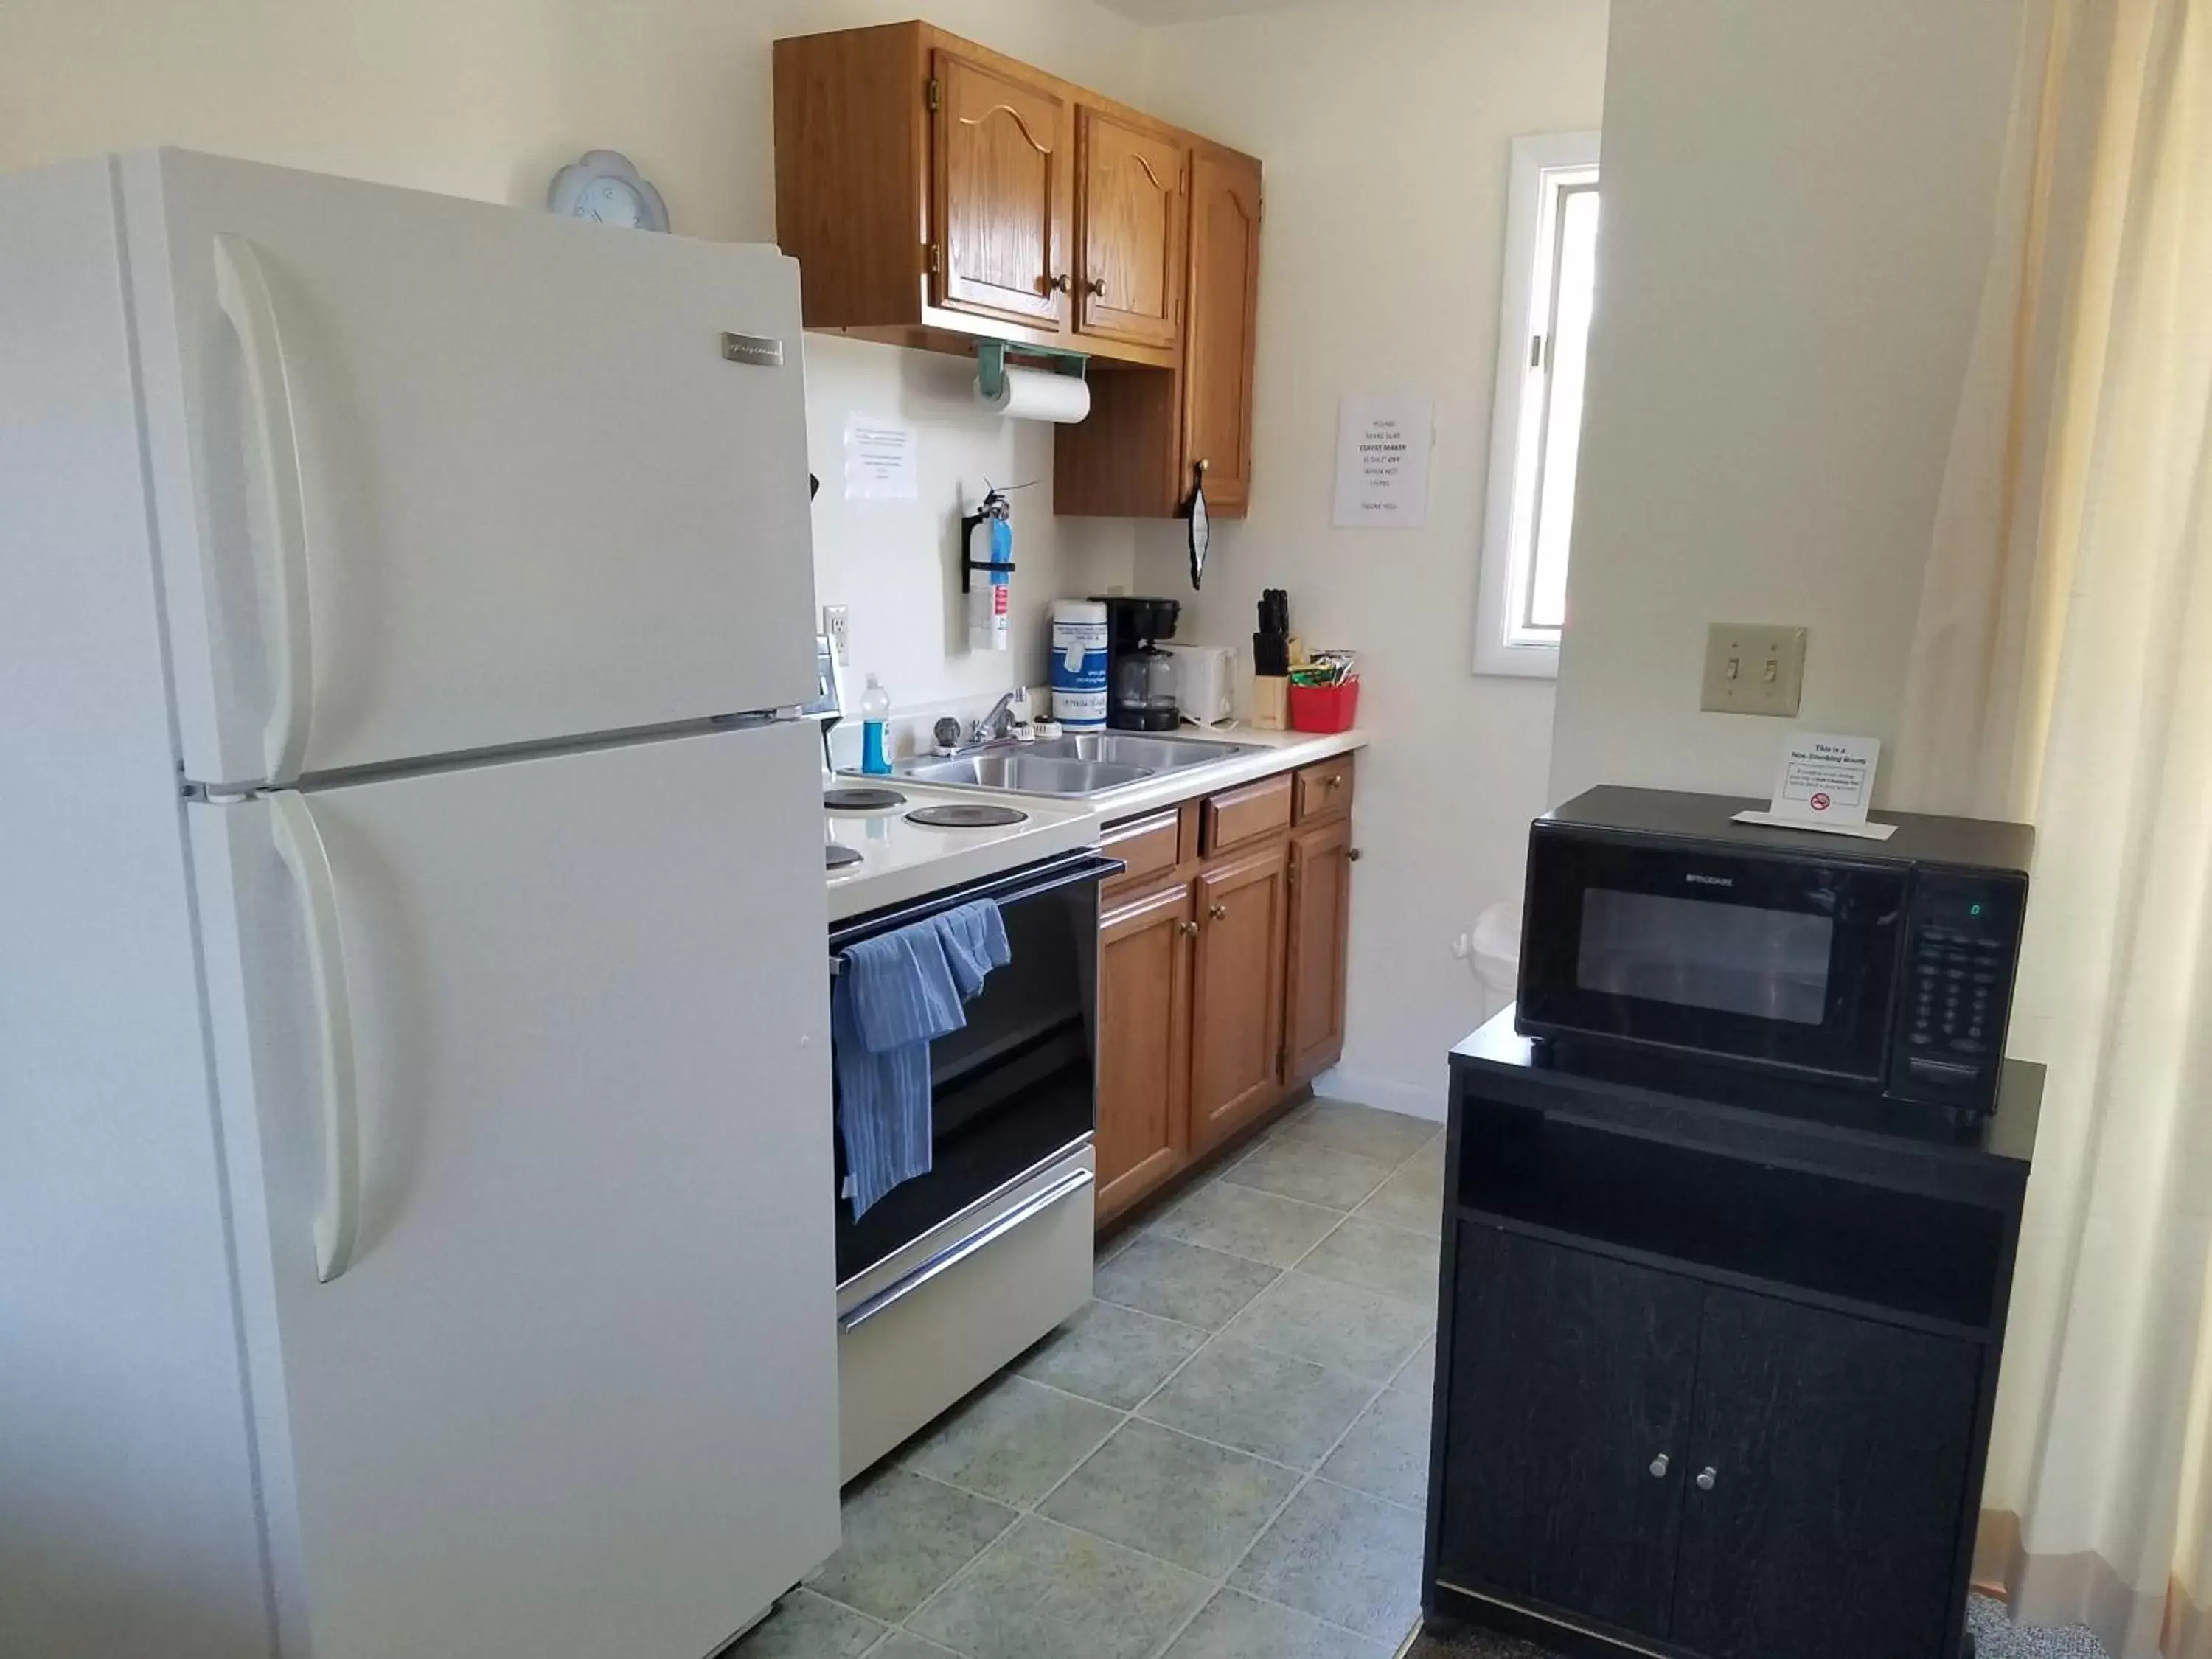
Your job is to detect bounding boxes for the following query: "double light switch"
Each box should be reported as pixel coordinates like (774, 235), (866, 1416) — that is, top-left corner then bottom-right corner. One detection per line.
(1700, 623), (1808, 717)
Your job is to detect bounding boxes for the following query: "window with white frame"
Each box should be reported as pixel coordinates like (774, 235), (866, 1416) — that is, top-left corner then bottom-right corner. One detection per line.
(1475, 131), (1601, 678)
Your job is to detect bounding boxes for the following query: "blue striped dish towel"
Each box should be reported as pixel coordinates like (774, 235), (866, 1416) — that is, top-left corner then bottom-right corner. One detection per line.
(832, 898), (1010, 1217)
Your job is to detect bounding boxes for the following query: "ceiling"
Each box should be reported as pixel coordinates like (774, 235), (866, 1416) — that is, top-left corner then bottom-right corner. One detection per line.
(1094, 0), (1326, 24)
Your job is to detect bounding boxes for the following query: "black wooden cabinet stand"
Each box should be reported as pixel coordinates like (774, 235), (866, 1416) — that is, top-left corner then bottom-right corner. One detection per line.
(1424, 1011), (2040, 1659)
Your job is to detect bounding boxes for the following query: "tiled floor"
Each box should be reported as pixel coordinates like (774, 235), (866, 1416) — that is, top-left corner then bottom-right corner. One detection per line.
(737, 1099), (1445, 1659)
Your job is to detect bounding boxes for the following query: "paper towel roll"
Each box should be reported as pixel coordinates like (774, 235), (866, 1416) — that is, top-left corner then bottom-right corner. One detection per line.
(976, 364), (1092, 423)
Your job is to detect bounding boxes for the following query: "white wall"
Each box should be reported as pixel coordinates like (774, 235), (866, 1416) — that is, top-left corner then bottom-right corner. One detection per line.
(1549, 0), (2025, 802)
(0, 0), (1148, 718)
(1133, 0), (1611, 1115)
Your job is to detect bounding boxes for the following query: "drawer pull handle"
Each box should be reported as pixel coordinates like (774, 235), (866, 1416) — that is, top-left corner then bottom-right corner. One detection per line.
(1695, 1466), (1717, 1492)
(1208, 903), (1228, 921)
(1649, 1453), (1670, 1478)
(1324, 774), (1343, 789)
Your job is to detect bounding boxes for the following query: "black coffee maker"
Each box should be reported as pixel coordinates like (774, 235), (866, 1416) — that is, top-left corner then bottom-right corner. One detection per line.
(1099, 596), (1182, 731)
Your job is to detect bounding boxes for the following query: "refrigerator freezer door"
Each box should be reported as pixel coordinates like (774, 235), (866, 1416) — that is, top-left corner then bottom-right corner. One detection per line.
(125, 149), (819, 787)
(187, 720), (838, 1658)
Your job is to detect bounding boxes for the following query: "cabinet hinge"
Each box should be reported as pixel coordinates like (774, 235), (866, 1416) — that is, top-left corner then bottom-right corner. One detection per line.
(928, 77), (941, 112)
(928, 243), (944, 276)
(1277, 1045), (1289, 1075)
(1286, 860), (1298, 887)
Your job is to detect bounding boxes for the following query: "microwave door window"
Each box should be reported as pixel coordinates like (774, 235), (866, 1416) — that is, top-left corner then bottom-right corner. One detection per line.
(1578, 889), (1834, 1026)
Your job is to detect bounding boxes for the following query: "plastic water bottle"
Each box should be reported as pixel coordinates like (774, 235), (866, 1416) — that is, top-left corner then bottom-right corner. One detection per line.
(860, 674), (893, 775)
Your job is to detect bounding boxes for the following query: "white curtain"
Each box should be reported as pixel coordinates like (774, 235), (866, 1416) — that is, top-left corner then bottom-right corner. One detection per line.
(1892, 2), (2212, 1655)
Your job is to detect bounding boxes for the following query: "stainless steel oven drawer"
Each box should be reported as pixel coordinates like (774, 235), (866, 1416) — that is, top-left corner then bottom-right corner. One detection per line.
(835, 1145), (1094, 1483)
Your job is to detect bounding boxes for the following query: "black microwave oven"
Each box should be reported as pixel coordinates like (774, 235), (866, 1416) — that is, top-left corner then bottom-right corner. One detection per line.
(1517, 786), (2033, 1126)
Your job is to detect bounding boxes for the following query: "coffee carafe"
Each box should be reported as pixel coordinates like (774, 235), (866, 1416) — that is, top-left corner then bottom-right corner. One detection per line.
(1099, 596), (1183, 731)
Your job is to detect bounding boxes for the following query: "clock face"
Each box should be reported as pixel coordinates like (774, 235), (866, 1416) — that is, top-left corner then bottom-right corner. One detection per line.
(577, 176), (644, 227)
(546, 151), (669, 232)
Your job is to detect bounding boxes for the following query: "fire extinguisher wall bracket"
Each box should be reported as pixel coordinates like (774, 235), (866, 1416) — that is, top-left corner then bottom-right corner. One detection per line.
(961, 489), (1017, 594)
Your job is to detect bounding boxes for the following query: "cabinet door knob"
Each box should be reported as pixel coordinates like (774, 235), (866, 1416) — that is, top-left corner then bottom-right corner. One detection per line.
(1179, 921), (1200, 939)
(1695, 1467), (1717, 1492)
(1086, 276), (1107, 297)
(1347, 848), (1363, 863)
(1649, 1453), (1669, 1478)
(1324, 774), (1343, 789)
(1208, 903), (1228, 921)
(1046, 272), (1072, 294)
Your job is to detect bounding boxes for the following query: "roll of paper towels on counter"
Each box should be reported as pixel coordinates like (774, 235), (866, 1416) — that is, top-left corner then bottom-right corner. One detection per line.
(976, 365), (1091, 423)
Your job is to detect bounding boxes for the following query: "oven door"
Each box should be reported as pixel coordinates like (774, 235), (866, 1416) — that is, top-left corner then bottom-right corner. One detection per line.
(830, 851), (1121, 1287)
(1517, 827), (1907, 1082)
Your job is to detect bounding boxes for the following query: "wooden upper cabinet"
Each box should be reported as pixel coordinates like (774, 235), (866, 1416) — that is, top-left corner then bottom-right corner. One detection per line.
(1076, 108), (1185, 352)
(1057, 139), (1263, 520)
(774, 21), (1261, 514)
(773, 23), (1178, 366)
(933, 50), (1070, 331)
(1182, 147), (1263, 518)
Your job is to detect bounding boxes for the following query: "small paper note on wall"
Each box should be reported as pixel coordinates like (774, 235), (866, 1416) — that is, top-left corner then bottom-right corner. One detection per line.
(1332, 393), (1433, 529)
(843, 417), (918, 502)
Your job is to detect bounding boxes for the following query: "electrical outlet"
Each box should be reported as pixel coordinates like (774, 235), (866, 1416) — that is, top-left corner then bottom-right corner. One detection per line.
(822, 605), (850, 664)
(1701, 623), (1807, 717)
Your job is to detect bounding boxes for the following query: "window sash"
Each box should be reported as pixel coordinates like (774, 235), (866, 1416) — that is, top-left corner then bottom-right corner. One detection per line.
(1475, 131), (1600, 679)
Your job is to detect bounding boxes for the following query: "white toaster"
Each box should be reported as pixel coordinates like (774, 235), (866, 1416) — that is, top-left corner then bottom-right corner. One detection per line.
(1160, 644), (1236, 728)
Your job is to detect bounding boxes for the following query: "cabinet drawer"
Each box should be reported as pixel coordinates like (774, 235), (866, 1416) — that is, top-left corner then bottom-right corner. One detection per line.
(1100, 808), (1182, 897)
(1202, 773), (1292, 855)
(1293, 754), (1355, 823)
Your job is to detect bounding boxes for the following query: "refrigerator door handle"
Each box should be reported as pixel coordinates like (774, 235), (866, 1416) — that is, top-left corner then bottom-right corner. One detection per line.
(212, 234), (315, 785)
(268, 790), (360, 1281)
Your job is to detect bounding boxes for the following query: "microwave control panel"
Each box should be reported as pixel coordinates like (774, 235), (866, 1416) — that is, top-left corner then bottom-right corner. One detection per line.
(1888, 869), (2028, 1116)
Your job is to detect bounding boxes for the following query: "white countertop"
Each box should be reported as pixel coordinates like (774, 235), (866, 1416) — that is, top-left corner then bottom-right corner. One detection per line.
(823, 727), (1368, 922)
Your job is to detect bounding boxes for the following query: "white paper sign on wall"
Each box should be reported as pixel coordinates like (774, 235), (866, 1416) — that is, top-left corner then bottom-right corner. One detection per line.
(1332, 394), (1433, 529)
(843, 417), (918, 502)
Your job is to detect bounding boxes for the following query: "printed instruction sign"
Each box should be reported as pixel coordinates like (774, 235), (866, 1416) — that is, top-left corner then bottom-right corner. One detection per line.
(1332, 394), (1433, 528)
(1733, 733), (1897, 840)
(843, 418), (918, 502)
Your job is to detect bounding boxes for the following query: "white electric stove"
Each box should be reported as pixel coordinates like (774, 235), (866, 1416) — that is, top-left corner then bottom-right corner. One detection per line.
(821, 776), (1098, 924)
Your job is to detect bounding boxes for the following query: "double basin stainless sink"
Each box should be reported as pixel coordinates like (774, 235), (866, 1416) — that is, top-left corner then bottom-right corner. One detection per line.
(887, 731), (1258, 799)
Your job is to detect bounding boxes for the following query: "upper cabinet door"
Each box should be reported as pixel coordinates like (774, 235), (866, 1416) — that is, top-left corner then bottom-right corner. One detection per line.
(1076, 109), (1185, 352)
(1182, 149), (1263, 517)
(933, 50), (1071, 330)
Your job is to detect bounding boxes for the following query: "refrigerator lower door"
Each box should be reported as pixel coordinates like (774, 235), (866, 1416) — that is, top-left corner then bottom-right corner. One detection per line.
(124, 147), (820, 789)
(188, 720), (836, 1659)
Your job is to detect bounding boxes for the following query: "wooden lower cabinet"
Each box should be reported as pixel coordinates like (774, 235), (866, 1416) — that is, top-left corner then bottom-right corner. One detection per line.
(1189, 840), (1290, 1155)
(1284, 815), (1354, 1084)
(1095, 878), (1194, 1220)
(1093, 757), (1357, 1227)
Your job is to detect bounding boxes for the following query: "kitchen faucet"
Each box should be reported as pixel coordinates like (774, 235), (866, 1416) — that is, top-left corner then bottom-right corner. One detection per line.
(967, 690), (1019, 748)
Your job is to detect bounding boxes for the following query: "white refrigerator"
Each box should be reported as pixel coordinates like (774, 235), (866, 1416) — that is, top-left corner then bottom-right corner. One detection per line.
(0, 150), (839, 1659)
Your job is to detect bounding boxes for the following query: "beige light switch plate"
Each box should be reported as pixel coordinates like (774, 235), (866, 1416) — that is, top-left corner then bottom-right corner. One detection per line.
(1701, 623), (1808, 717)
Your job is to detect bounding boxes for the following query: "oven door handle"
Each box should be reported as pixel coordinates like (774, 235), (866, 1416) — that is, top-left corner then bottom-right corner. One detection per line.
(837, 1165), (1094, 1333)
(830, 852), (1126, 956)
